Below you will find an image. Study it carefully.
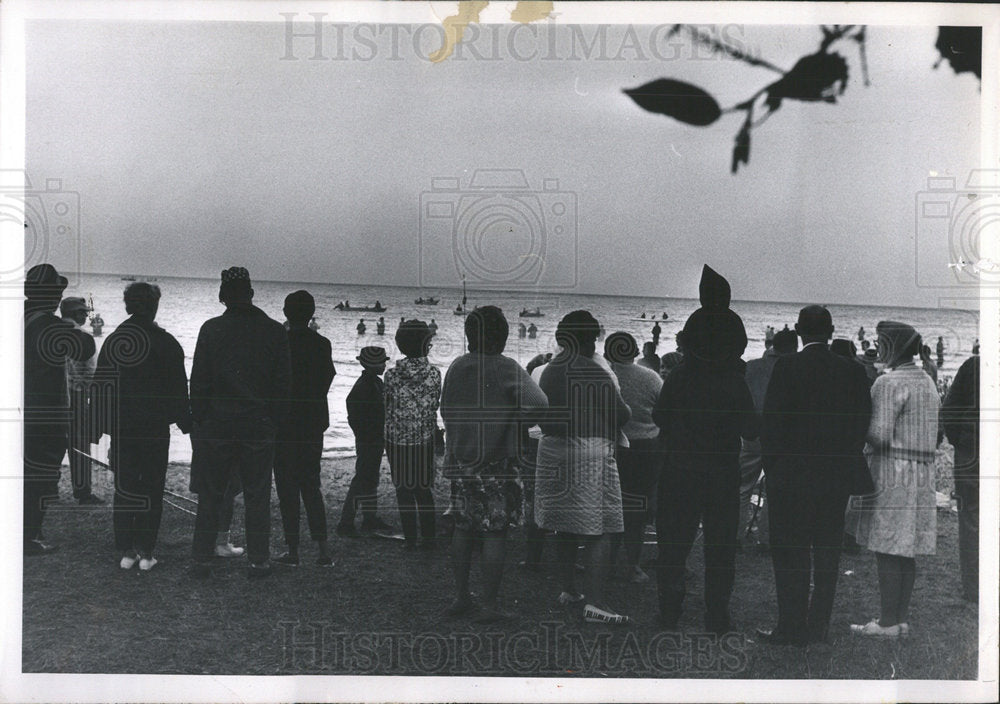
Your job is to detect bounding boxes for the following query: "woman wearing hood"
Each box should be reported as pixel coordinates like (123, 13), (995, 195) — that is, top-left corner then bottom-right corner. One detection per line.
(384, 319), (441, 549)
(652, 266), (758, 634)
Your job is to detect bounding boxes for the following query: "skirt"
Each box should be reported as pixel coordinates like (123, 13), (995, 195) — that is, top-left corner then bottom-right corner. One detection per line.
(533, 435), (624, 536)
(856, 455), (937, 558)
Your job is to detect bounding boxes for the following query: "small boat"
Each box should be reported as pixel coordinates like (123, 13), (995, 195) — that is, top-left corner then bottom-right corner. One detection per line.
(334, 301), (387, 313)
(519, 307), (544, 318)
(121, 275), (136, 282)
(414, 296), (439, 305)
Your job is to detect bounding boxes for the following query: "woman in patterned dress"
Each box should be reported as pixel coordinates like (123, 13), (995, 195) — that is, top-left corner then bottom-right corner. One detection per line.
(852, 321), (940, 638)
(384, 319), (441, 549)
(439, 306), (548, 622)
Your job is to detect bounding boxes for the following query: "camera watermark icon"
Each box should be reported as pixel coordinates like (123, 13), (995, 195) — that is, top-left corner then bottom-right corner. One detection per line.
(0, 170), (81, 297)
(419, 169), (578, 291)
(915, 169), (1000, 290)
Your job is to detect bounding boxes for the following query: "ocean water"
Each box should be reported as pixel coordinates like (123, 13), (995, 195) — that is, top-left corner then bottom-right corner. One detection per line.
(72, 273), (980, 463)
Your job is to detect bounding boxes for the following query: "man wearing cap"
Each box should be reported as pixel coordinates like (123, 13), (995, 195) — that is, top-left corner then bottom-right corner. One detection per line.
(59, 296), (101, 504)
(273, 290), (336, 566)
(338, 346), (392, 537)
(91, 282), (191, 571)
(189, 267), (290, 578)
(758, 305), (872, 645)
(23, 264), (97, 555)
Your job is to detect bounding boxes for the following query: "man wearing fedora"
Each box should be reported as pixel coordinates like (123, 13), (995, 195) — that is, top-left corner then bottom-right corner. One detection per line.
(24, 264), (97, 555)
(757, 305), (872, 645)
(59, 296), (102, 505)
(337, 345), (393, 536)
(189, 267), (290, 578)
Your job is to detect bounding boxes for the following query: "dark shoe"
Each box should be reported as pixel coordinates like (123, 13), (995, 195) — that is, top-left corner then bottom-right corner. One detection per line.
(360, 517), (394, 533)
(274, 552), (300, 567)
(189, 562), (212, 579)
(755, 627), (806, 647)
(336, 524), (360, 538)
(77, 494), (106, 505)
(442, 597), (477, 618)
(247, 561), (273, 579)
(23, 540), (58, 556)
(316, 556), (335, 567)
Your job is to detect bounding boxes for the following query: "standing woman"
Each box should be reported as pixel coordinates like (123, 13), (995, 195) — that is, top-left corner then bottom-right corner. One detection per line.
(852, 321), (940, 638)
(534, 310), (632, 624)
(384, 319), (441, 549)
(440, 306), (548, 621)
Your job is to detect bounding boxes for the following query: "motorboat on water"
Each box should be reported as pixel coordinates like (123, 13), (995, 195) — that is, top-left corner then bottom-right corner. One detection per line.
(415, 296), (439, 305)
(519, 307), (544, 318)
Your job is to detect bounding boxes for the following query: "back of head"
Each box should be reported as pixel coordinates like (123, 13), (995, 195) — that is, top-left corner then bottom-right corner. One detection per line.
(604, 331), (638, 364)
(830, 338), (855, 360)
(219, 266), (253, 306)
(124, 282), (161, 317)
(555, 310), (600, 357)
(642, 341), (657, 358)
(465, 305), (508, 354)
(284, 290), (315, 325)
(875, 320), (921, 366)
(772, 328), (799, 355)
(681, 265), (748, 365)
(795, 305), (834, 341)
(396, 319), (432, 358)
(24, 263), (68, 308)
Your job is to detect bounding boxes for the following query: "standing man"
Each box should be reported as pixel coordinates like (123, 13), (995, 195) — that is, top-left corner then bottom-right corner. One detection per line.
(24, 264), (97, 555)
(338, 346), (393, 536)
(59, 296), (102, 504)
(757, 305), (872, 645)
(189, 267), (290, 578)
(936, 336), (945, 368)
(273, 291), (336, 567)
(651, 321), (662, 349)
(92, 283), (191, 571)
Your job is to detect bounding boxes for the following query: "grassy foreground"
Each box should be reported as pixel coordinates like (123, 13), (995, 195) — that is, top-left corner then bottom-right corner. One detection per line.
(22, 448), (977, 679)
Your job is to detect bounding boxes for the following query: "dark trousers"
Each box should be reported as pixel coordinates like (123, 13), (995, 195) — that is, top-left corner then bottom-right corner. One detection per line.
(522, 436), (547, 565)
(111, 433), (169, 556)
(766, 471), (849, 643)
(191, 420), (275, 564)
(24, 424), (66, 544)
(340, 439), (384, 526)
(954, 465), (979, 601)
(656, 460), (739, 632)
(274, 434), (328, 549)
(67, 389), (93, 499)
(386, 440), (436, 543)
(617, 439), (660, 565)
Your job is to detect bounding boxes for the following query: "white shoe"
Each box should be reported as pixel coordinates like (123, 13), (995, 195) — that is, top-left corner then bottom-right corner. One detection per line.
(120, 553), (138, 570)
(898, 622), (910, 638)
(215, 543), (245, 558)
(557, 590), (585, 605)
(850, 619), (900, 638)
(138, 556), (158, 572)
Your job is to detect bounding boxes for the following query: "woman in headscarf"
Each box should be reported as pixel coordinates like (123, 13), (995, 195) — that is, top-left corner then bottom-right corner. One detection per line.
(653, 265), (757, 634)
(440, 306), (548, 622)
(851, 321), (940, 638)
(534, 310), (632, 624)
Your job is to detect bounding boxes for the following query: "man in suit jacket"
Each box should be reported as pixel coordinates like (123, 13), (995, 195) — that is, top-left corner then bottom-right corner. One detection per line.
(757, 305), (872, 645)
(274, 290), (336, 566)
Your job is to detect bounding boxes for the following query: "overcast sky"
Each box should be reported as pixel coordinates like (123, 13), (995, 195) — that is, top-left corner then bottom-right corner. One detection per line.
(26, 19), (981, 307)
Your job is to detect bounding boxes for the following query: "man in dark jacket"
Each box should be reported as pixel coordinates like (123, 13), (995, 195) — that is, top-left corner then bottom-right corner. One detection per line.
(189, 267), (290, 578)
(757, 305), (872, 645)
(91, 282), (191, 571)
(942, 353), (979, 602)
(23, 264), (97, 555)
(337, 346), (391, 536)
(273, 290), (336, 566)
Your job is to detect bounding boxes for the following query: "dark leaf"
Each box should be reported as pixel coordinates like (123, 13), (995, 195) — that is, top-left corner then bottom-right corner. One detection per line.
(935, 26), (982, 79)
(623, 78), (722, 126)
(765, 51), (849, 104)
(731, 122), (751, 174)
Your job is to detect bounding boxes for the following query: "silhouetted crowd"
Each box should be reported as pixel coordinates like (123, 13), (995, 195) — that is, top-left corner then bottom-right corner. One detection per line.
(23, 263), (980, 641)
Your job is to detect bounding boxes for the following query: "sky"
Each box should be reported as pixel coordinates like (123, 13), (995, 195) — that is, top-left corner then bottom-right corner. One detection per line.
(25, 18), (983, 308)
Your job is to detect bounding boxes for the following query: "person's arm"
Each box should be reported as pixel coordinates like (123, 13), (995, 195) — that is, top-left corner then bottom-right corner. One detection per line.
(866, 375), (904, 450)
(88, 340), (112, 442)
(513, 363), (549, 425)
(941, 357), (977, 447)
(737, 376), (759, 440)
(321, 338), (336, 393)
(270, 329), (292, 428)
(68, 323), (97, 362)
(851, 364), (873, 453)
(166, 336), (192, 434)
(651, 372), (673, 430)
(189, 326), (211, 426)
(761, 357), (793, 461)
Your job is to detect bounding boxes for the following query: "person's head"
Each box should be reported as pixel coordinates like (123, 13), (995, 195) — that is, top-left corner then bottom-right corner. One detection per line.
(772, 328), (799, 355)
(830, 338), (856, 360)
(794, 305), (834, 344)
(283, 290), (315, 327)
(675, 330), (685, 352)
(464, 305), (509, 354)
(604, 331), (639, 365)
(357, 345), (389, 375)
(395, 319), (433, 358)
(875, 320), (921, 368)
(554, 310), (600, 357)
(861, 339), (871, 351)
(59, 297), (91, 325)
(123, 282), (161, 318)
(24, 263), (68, 311)
(642, 341), (657, 359)
(219, 266), (253, 306)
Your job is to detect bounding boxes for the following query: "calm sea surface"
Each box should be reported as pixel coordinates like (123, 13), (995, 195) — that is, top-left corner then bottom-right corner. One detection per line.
(72, 273), (980, 463)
